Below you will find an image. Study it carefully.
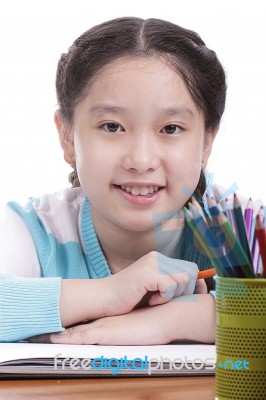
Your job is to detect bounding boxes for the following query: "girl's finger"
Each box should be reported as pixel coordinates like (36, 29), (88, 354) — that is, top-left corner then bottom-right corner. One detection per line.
(50, 328), (97, 345)
(195, 279), (208, 294)
(28, 333), (52, 343)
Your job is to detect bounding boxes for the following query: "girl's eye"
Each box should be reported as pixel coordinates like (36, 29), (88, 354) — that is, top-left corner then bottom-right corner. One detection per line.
(102, 123), (124, 133)
(161, 124), (182, 135)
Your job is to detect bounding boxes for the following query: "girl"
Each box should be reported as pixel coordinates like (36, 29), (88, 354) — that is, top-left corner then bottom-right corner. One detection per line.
(0, 17), (256, 345)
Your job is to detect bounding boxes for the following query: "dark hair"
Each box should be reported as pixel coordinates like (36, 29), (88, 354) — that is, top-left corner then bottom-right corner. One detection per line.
(56, 17), (227, 201)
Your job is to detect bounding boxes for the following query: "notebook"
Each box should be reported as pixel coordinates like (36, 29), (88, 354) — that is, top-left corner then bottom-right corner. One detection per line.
(0, 342), (216, 378)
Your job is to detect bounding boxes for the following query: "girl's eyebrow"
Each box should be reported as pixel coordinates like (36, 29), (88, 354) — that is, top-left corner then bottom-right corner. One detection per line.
(88, 103), (194, 119)
(160, 106), (194, 119)
(88, 103), (127, 115)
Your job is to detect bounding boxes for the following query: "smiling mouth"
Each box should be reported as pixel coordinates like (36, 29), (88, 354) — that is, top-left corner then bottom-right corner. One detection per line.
(114, 184), (165, 196)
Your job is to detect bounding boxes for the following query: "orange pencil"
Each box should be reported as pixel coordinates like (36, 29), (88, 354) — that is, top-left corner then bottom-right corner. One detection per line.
(198, 268), (216, 279)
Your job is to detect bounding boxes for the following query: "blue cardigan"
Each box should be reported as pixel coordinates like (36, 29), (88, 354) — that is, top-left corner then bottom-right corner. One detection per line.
(0, 187), (214, 342)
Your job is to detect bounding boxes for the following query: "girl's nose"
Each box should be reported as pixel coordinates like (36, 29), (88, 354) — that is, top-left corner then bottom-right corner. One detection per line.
(122, 134), (161, 174)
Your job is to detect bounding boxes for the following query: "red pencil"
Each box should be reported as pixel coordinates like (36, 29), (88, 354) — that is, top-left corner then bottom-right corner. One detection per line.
(255, 215), (266, 278)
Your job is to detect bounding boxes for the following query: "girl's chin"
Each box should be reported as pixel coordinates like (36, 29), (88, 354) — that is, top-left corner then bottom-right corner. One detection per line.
(114, 216), (157, 233)
(118, 222), (155, 233)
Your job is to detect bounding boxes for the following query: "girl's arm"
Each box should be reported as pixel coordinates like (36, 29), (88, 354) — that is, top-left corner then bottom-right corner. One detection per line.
(0, 207), (109, 341)
(37, 294), (216, 345)
(1, 251), (201, 343)
(0, 205), (204, 342)
(54, 252), (201, 328)
(0, 204), (117, 341)
(0, 207), (62, 342)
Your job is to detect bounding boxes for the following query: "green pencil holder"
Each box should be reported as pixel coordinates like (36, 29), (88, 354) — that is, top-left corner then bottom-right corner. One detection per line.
(215, 277), (266, 400)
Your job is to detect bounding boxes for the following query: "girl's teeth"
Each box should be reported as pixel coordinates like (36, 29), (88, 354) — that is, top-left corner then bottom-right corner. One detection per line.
(139, 187), (149, 195)
(131, 187), (140, 195)
(119, 185), (161, 195)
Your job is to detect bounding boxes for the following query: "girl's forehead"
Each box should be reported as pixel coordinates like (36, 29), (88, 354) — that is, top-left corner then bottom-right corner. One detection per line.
(74, 55), (203, 125)
(86, 55), (192, 104)
(93, 55), (180, 81)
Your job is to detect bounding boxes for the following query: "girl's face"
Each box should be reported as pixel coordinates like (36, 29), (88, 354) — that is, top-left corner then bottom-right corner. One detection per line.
(57, 57), (216, 232)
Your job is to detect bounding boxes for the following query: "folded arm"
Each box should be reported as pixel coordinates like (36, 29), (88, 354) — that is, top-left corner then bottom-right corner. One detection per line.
(31, 293), (216, 345)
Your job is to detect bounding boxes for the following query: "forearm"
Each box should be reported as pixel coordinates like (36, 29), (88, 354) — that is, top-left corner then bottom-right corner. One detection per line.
(162, 294), (216, 343)
(45, 293), (216, 346)
(60, 278), (109, 327)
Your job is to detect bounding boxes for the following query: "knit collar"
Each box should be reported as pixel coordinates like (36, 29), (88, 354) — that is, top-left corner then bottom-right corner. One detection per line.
(80, 196), (112, 279)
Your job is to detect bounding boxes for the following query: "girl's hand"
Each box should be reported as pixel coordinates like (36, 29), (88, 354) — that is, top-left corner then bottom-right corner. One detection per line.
(48, 308), (167, 345)
(104, 251), (199, 317)
(28, 253), (203, 336)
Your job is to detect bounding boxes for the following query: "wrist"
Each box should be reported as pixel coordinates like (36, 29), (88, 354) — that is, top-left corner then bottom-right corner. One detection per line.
(160, 294), (216, 344)
(59, 278), (110, 326)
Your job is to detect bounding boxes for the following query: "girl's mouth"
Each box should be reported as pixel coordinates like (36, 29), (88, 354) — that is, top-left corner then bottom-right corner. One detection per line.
(118, 184), (164, 196)
(113, 184), (165, 205)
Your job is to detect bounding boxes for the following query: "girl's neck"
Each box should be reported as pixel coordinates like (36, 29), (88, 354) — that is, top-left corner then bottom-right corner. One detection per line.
(90, 206), (184, 274)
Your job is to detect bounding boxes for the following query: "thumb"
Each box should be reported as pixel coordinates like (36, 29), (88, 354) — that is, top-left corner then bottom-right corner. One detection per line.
(195, 279), (208, 294)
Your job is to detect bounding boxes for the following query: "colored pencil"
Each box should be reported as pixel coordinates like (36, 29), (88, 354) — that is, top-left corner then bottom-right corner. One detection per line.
(204, 197), (249, 276)
(233, 194), (253, 264)
(216, 213), (255, 278)
(252, 234), (260, 275)
(187, 204), (236, 277)
(183, 193), (266, 279)
(255, 215), (266, 278)
(244, 198), (254, 243)
(184, 207), (224, 276)
(198, 268), (216, 279)
(223, 197), (238, 236)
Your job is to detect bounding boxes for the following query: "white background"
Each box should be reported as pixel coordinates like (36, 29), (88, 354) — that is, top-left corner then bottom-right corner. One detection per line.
(0, 0), (266, 213)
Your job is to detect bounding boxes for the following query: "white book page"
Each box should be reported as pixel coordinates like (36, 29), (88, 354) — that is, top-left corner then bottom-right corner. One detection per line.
(0, 343), (216, 364)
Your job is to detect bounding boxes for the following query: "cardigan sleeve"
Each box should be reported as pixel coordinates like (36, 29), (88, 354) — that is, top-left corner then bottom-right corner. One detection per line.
(0, 274), (64, 342)
(0, 206), (64, 342)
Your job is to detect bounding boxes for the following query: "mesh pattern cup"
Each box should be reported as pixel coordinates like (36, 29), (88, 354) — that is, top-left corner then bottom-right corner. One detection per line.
(215, 277), (266, 400)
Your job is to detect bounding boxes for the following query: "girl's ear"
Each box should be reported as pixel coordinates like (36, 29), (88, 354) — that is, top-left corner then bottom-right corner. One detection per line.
(202, 126), (219, 169)
(54, 110), (76, 165)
